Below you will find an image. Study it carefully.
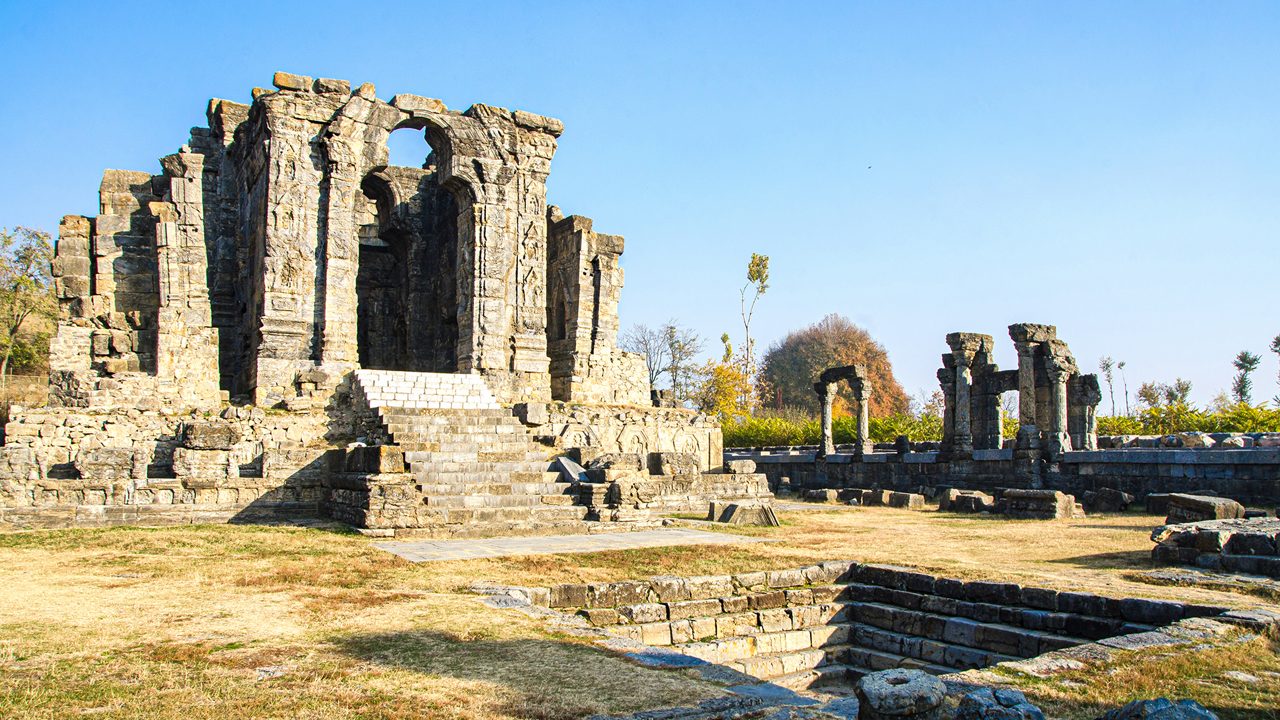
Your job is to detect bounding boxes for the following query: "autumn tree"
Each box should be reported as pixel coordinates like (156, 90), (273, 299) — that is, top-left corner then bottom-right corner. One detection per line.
(759, 314), (909, 418)
(0, 227), (55, 383)
(693, 333), (754, 421)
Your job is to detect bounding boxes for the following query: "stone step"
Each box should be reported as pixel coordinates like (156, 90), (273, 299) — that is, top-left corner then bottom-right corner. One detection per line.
(737, 645), (847, 681)
(384, 423), (520, 435)
(846, 602), (1087, 659)
(767, 663), (855, 692)
(353, 369), (500, 411)
(841, 647), (955, 677)
(431, 505), (592, 524)
(410, 457), (548, 469)
(416, 482), (571, 496)
(424, 494), (570, 509)
(843, 621), (1022, 672)
(379, 409), (516, 421)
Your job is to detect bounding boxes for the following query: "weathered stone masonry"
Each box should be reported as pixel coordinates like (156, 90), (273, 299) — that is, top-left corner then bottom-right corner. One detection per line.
(4, 72), (760, 531)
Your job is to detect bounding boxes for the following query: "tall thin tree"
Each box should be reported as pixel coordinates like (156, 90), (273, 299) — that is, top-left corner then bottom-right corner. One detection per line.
(1098, 356), (1116, 416)
(1232, 350), (1262, 404)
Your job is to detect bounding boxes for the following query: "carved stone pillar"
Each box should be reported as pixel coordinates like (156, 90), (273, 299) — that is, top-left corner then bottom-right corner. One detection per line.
(816, 381), (837, 457)
(852, 379), (872, 456)
(1046, 365), (1072, 458)
(937, 365), (955, 456)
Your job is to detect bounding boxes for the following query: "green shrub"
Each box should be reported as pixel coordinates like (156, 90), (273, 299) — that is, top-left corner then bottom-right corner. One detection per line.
(1097, 403), (1280, 436)
(723, 413), (944, 447)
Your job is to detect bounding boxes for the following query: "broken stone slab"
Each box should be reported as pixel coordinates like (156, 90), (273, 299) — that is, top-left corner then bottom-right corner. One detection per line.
(553, 456), (588, 483)
(1094, 698), (1218, 720)
(1177, 431), (1215, 449)
(724, 459), (756, 474)
(707, 500), (780, 526)
(1165, 494), (1245, 524)
(954, 688), (1045, 720)
(856, 668), (945, 720)
(1001, 489), (1080, 520)
(1082, 487), (1134, 513)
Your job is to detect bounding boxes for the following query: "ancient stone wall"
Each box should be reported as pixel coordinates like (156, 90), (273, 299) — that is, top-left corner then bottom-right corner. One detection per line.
(546, 211), (650, 405)
(529, 402), (724, 473)
(727, 447), (1280, 506)
(0, 408), (337, 528)
(46, 72), (583, 409)
(538, 561), (1224, 687)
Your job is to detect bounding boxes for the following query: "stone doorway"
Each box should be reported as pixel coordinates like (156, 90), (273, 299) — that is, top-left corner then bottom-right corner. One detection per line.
(354, 149), (460, 373)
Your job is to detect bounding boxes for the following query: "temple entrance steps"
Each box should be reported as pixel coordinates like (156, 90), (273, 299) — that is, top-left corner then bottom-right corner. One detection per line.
(350, 369), (593, 533)
(352, 369), (501, 411)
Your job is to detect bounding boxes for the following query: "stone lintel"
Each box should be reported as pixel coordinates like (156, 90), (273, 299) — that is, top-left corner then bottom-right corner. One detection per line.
(1009, 323), (1057, 344)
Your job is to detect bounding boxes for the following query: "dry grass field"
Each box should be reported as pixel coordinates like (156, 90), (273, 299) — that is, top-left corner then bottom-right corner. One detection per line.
(1, 507), (1277, 719)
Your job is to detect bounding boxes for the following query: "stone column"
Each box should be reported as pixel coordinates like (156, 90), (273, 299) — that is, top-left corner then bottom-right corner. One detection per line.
(1046, 366), (1072, 458)
(937, 365), (955, 455)
(816, 381), (836, 457)
(853, 379), (872, 455)
(1008, 329), (1044, 457)
(945, 333), (987, 460)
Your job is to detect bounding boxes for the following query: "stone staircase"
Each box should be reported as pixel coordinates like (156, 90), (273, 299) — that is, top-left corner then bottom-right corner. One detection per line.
(351, 370), (590, 533)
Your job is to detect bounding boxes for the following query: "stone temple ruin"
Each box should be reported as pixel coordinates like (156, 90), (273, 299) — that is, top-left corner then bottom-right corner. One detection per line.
(737, 324), (1280, 515)
(0, 72), (771, 533)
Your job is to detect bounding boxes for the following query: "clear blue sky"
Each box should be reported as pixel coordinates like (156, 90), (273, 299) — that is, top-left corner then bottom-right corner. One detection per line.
(1, 1), (1277, 409)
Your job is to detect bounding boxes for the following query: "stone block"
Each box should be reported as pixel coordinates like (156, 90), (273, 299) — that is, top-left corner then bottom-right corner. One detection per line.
(685, 575), (733, 599)
(392, 94), (448, 113)
(549, 584), (588, 608)
(724, 459), (756, 474)
(888, 491), (926, 510)
(1165, 494), (1245, 524)
(313, 77), (351, 94)
(654, 452), (699, 476)
(73, 447), (136, 482)
(618, 602), (667, 624)
(272, 71), (311, 91)
(667, 598), (720, 620)
(577, 607), (618, 626)
(182, 420), (240, 450)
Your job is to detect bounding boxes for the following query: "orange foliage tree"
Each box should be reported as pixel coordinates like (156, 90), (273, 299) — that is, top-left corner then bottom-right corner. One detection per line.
(759, 313), (909, 418)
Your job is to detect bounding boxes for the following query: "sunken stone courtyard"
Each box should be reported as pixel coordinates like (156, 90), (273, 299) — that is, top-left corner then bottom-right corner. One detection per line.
(0, 71), (1277, 720)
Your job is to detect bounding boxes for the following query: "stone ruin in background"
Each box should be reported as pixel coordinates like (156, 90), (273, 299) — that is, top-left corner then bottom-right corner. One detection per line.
(937, 323), (1101, 462)
(0, 71), (772, 533)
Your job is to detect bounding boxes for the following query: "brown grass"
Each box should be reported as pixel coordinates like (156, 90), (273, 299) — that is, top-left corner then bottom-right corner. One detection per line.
(0, 507), (1276, 718)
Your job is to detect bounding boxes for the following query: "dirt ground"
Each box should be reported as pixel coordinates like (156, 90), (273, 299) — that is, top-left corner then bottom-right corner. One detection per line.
(0, 506), (1276, 719)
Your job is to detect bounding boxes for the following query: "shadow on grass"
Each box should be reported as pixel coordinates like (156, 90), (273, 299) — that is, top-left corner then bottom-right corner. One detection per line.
(1047, 549), (1153, 571)
(330, 629), (746, 720)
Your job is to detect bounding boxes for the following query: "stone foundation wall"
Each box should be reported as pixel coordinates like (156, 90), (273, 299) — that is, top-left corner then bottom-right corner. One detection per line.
(533, 402), (724, 473)
(0, 406), (339, 529)
(539, 562), (1226, 684)
(730, 448), (1280, 507)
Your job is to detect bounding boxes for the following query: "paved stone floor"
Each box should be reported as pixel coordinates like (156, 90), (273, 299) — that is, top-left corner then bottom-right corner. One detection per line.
(375, 528), (771, 562)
